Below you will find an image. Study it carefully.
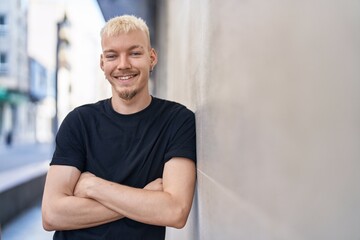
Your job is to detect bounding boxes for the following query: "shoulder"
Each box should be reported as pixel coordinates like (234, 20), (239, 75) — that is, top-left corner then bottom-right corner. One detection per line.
(61, 99), (109, 126)
(151, 98), (196, 133)
(153, 97), (194, 118)
(66, 99), (108, 118)
(73, 99), (108, 114)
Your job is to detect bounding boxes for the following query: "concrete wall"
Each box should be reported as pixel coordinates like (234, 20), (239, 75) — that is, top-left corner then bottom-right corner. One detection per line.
(155, 0), (360, 239)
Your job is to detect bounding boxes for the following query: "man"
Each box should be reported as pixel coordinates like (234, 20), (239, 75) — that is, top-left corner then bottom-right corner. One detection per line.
(42, 15), (197, 240)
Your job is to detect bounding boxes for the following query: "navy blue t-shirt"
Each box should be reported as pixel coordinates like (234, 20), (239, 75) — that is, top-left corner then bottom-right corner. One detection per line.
(50, 97), (196, 240)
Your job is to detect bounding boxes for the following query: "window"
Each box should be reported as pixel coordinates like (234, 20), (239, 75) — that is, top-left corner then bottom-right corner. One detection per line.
(0, 14), (8, 36)
(0, 52), (7, 63)
(0, 15), (6, 25)
(0, 52), (8, 74)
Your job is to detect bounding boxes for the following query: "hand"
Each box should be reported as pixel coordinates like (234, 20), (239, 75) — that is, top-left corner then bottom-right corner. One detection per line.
(74, 172), (97, 198)
(144, 178), (163, 191)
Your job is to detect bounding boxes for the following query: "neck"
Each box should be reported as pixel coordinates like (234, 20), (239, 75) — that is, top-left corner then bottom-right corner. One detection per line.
(111, 93), (152, 115)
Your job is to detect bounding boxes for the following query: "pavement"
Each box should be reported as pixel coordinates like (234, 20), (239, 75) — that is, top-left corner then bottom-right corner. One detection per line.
(1, 201), (54, 240)
(0, 142), (54, 173)
(0, 141), (55, 240)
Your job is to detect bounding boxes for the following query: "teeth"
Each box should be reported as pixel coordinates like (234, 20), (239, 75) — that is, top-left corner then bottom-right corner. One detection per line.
(119, 76), (132, 80)
(117, 75), (135, 80)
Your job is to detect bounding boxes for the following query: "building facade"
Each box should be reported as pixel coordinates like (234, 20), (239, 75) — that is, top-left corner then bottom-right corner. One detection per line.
(0, 0), (31, 144)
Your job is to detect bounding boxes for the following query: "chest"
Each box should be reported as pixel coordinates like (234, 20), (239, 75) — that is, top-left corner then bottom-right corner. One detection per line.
(82, 115), (174, 187)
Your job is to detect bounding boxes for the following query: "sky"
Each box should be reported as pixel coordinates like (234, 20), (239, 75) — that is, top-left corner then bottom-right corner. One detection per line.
(27, 0), (110, 121)
(28, 0), (105, 71)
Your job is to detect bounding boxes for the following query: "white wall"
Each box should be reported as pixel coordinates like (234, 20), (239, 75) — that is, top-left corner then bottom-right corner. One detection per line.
(157, 0), (360, 239)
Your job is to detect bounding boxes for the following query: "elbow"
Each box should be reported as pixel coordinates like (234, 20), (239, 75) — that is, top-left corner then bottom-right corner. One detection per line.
(43, 220), (55, 232)
(42, 217), (54, 231)
(167, 206), (189, 229)
(42, 208), (58, 231)
(171, 219), (187, 229)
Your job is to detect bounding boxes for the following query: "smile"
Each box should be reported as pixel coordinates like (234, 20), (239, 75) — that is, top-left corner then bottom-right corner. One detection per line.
(114, 74), (138, 81)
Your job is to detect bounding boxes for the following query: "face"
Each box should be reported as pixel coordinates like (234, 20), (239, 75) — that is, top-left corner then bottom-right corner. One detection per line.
(100, 30), (157, 101)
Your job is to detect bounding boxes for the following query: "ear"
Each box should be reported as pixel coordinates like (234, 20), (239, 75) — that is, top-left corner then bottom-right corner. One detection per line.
(100, 54), (104, 71)
(150, 48), (158, 69)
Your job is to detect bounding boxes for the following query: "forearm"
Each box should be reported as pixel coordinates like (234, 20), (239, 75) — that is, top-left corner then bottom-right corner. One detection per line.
(42, 194), (124, 231)
(86, 178), (188, 228)
(73, 158), (196, 229)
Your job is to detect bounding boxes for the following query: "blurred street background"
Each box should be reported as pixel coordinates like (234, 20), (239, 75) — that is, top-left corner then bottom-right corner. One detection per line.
(1, 0), (360, 240)
(0, 142), (53, 240)
(0, 0), (156, 239)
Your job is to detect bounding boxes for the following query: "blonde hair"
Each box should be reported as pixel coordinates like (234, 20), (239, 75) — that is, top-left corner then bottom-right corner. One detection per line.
(100, 15), (151, 45)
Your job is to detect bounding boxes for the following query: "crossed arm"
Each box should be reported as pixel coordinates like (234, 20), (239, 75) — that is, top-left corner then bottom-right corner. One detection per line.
(41, 157), (196, 231)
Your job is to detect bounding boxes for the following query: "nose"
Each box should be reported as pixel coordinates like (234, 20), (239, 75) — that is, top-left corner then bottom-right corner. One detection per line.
(117, 54), (131, 70)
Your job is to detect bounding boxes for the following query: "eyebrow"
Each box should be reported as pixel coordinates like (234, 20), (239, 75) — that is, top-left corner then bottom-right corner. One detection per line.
(129, 45), (144, 50)
(103, 45), (145, 53)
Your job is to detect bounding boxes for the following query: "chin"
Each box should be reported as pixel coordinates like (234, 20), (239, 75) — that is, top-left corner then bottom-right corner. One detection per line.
(118, 90), (138, 101)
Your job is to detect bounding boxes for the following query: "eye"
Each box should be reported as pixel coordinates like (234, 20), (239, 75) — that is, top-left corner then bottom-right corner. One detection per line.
(105, 54), (116, 60)
(130, 51), (142, 56)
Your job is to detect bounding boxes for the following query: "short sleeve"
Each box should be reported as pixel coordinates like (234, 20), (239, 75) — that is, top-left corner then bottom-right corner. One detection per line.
(164, 109), (197, 163)
(51, 109), (86, 171)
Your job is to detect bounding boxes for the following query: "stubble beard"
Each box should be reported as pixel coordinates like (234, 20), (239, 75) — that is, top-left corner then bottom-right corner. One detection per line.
(118, 89), (138, 101)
